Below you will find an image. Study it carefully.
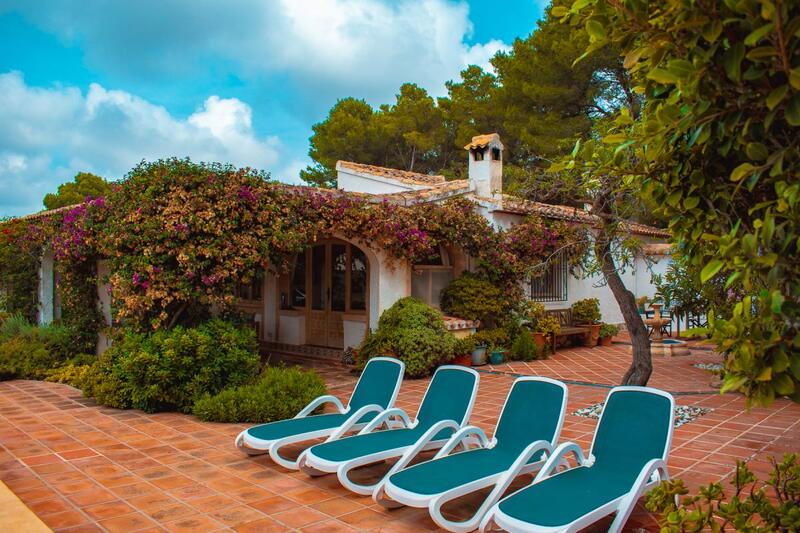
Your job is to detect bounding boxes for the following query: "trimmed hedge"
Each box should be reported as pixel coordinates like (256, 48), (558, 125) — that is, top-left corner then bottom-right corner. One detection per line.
(82, 319), (260, 413)
(193, 365), (326, 423)
(358, 297), (456, 378)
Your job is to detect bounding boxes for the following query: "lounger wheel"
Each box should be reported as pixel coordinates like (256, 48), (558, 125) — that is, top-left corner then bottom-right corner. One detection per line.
(373, 485), (404, 509)
(297, 452), (327, 477)
(235, 432), (269, 456)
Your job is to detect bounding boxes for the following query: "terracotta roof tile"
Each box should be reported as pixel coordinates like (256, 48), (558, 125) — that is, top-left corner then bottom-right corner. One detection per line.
(494, 195), (671, 238)
(375, 180), (472, 205)
(464, 133), (501, 150)
(337, 161), (445, 186)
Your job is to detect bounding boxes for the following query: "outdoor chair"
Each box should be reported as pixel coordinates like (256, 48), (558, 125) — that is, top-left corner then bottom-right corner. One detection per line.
(234, 356), (405, 470)
(298, 365), (480, 495)
(376, 377), (568, 533)
(480, 386), (675, 533)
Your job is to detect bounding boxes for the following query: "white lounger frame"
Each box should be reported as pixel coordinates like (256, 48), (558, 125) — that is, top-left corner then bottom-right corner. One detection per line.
(376, 376), (568, 533)
(298, 365), (480, 495)
(234, 357), (404, 470)
(480, 386), (675, 533)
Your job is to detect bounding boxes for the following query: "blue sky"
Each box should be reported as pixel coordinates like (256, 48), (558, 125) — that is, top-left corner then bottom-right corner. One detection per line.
(0, 0), (547, 217)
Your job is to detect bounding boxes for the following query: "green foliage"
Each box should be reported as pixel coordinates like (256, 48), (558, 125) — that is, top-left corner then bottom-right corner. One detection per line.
(599, 323), (619, 338)
(645, 454), (800, 532)
(0, 224), (40, 323)
(571, 298), (601, 324)
(193, 365), (326, 423)
(470, 328), (510, 350)
(82, 319), (259, 412)
(358, 297), (456, 378)
(44, 355), (96, 388)
(520, 301), (562, 335)
(0, 317), (75, 380)
(510, 328), (543, 361)
(453, 336), (475, 356)
(43, 172), (111, 210)
(562, 0), (800, 405)
(440, 272), (506, 328)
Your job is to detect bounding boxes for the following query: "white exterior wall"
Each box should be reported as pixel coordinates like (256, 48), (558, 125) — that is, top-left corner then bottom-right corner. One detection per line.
(337, 170), (426, 195)
(96, 260), (113, 354)
(37, 248), (55, 325)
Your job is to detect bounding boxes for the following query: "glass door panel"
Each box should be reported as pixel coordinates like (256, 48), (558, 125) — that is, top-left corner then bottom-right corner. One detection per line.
(311, 245), (326, 311)
(330, 244), (346, 312)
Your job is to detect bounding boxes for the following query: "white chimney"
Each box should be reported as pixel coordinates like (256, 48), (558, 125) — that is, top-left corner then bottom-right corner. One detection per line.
(465, 133), (503, 199)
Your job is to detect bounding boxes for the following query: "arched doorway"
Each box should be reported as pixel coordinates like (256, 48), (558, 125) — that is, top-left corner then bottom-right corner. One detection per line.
(288, 239), (369, 348)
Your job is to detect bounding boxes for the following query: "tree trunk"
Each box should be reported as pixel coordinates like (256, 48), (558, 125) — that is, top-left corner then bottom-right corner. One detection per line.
(595, 237), (652, 386)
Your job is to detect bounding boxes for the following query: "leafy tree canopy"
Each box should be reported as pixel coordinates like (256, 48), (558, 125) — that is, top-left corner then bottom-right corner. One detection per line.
(558, 0), (800, 405)
(43, 172), (111, 210)
(301, 4), (626, 191)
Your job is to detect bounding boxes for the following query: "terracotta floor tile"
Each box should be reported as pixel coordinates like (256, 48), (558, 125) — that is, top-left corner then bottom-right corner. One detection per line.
(248, 495), (300, 514)
(83, 500), (136, 520)
(40, 509), (91, 530)
(233, 517), (287, 533)
(97, 512), (157, 533)
(208, 504), (268, 527)
(162, 514), (226, 532)
(66, 487), (118, 506)
(28, 497), (75, 516)
(273, 506), (329, 528)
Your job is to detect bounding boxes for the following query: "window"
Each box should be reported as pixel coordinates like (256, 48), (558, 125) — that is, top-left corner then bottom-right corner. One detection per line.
(237, 272), (263, 301)
(530, 253), (568, 302)
(412, 246), (453, 309)
(290, 252), (306, 307)
(491, 147), (501, 161)
(471, 148), (484, 161)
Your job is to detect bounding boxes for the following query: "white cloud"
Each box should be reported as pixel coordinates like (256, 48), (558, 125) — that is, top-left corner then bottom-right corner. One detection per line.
(7, 0), (509, 101)
(0, 72), (288, 217)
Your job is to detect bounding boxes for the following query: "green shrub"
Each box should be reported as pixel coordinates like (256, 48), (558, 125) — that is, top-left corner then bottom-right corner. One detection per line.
(440, 272), (506, 328)
(45, 363), (93, 388)
(453, 336), (475, 356)
(0, 316), (76, 380)
(358, 297), (456, 378)
(82, 319), (260, 413)
(510, 328), (541, 361)
(470, 328), (510, 350)
(571, 298), (601, 325)
(646, 454), (799, 532)
(599, 323), (619, 338)
(193, 365), (326, 423)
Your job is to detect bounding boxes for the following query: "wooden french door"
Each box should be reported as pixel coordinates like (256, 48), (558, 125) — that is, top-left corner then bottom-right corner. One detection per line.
(303, 240), (368, 348)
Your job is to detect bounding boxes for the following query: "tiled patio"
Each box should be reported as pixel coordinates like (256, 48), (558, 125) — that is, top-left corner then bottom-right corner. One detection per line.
(1, 343), (798, 533)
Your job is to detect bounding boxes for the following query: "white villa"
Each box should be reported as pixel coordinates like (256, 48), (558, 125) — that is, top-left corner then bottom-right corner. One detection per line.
(34, 133), (671, 355)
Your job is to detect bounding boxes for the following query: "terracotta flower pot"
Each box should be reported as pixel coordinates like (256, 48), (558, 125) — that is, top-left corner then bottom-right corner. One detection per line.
(582, 324), (601, 347)
(453, 354), (472, 367)
(533, 332), (548, 348)
(599, 335), (613, 347)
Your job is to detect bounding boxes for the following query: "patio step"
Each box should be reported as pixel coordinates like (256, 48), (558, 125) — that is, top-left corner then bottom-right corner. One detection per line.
(260, 342), (346, 368)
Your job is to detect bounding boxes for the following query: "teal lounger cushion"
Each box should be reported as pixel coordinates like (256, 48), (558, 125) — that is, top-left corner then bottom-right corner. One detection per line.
(245, 412), (379, 442)
(387, 379), (565, 495)
(308, 426), (432, 463)
(388, 447), (541, 496)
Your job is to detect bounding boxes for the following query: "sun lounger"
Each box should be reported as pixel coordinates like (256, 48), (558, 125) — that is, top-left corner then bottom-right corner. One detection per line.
(298, 365), (480, 495)
(234, 357), (405, 470)
(480, 386), (675, 533)
(377, 377), (568, 532)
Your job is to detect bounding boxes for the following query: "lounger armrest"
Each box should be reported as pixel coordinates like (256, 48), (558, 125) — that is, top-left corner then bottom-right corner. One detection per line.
(608, 459), (670, 533)
(326, 404), (385, 441)
(533, 441), (591, 483)
(358, 407), (413, 434)
(434, 439), (553, 532)
(433, 425), (491, 459)
(296, 395), (346, 418)
(382, 419), (461, 479)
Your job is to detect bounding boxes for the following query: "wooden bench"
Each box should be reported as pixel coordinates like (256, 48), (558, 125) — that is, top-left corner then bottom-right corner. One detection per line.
(545, 308), (592, 353)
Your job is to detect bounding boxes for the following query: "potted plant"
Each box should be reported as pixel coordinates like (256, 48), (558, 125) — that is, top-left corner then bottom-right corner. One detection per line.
(452, 337), (474, 367)
(598, 323), (619, 346)
(571, 298), (602, 347)
(470, 334), (488, 366)
(489, 345), (505, 365)
(636, 295), (649, 313)
(521, 302), (554, 348)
